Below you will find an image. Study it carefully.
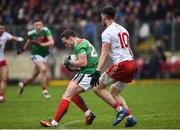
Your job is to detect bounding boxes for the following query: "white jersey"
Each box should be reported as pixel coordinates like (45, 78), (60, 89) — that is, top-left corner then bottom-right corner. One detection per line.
(101, 22), (133, 64)
(0, 32), (12, 60)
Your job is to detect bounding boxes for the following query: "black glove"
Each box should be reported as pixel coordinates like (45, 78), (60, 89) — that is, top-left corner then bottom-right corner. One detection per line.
(64, 58), (71, 66)
(89, 70), (101, 87)
(17, 48), (24, 55)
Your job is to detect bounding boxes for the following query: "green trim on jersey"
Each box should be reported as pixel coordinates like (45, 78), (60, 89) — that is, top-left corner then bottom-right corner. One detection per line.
(74, 39), (99, 74)
(28, 27), (52, 57)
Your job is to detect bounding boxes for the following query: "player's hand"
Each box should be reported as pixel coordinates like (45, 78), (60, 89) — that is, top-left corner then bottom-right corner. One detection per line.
(17, 48), (24, 55)
(88, 70), (101, 87)
(64, 58), (71, 66)
(17, 37), (24, 42)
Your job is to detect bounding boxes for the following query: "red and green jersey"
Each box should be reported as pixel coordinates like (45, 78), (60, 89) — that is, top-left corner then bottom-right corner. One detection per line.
(28, 27), (52, 57)
(74, 39), (99, 74)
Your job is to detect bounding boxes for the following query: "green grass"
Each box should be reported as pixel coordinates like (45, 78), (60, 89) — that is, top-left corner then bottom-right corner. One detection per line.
(0, 83), (180, 129)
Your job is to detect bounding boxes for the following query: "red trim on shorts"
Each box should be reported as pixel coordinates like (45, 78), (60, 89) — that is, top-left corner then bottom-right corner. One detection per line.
(0, 60), (7, 67)
(105, 60), (136, 83)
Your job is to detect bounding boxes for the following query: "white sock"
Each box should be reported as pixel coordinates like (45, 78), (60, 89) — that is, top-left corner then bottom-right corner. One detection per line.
(116, 106), (123, 112)
(51, 120), (58, 126)
(85, 110), (91, 117)
(126, 115), (133, 119)
(0, 96), (4, 100)
(42, 89), (48, 94)
(18, 82), (24, 88)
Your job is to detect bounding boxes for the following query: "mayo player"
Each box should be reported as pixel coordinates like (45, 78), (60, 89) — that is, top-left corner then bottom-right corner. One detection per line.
(0, 23), (24, 103)
(40, 29), (98, 127)
(17, 20), (54, 99)
(89, 6), (137, 127)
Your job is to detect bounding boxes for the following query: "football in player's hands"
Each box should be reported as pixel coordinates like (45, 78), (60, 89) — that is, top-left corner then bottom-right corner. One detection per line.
(65, 54), (80, 71)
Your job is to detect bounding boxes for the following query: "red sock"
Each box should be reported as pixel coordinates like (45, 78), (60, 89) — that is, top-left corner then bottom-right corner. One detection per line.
(126, 108), (132, 116)
(113, 101), (121, 109)
(72, 95), (88, 112)
(0, 92), (4, 97)
(113, 101), (124, 112)
(54, 99), (70, 122)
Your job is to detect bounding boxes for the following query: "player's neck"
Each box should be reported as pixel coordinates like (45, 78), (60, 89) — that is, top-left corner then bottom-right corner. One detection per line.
(105, 20), (114, 27)
(75, 37), (83, 44)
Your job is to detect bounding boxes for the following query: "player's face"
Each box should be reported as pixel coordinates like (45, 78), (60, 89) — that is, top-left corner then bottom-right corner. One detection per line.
(101, 14), (107, 26)
(34, 21), (43, 31)
(0, 25), (5, 36)
(61, 37), (74, 49)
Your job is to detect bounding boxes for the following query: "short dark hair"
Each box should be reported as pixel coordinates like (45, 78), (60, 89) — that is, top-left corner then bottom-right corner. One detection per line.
(60, 29), (77, 39)
(33, 18), (43, 23)
(0, 22), (5, 26)
(101, 6), (115, 19)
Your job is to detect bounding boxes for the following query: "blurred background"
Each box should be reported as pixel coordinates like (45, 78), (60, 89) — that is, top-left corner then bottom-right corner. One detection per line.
(1, 0), (180, 81)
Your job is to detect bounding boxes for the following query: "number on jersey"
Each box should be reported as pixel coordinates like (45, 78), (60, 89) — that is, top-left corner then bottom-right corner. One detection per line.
(118, 32), (129, 48)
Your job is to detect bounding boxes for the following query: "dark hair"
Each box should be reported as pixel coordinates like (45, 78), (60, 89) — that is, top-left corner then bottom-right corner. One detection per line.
(101, 6), (115, 19)
(60, 29), (77, 39)
(0, 22), (5, 26)
(33, 17), (43, 23)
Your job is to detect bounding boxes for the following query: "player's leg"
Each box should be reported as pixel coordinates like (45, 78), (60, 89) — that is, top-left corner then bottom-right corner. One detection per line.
(0, 64), (8, 103)
(18, 65), (40, 95)
(33, 60), (50, 98)
(110, 82), (136, 127)
(40, 80), (85, 127)
(72, 94), (95, 125)
(110, 82), (129, 110)
(93, 72), (128, 126)
(40, 73), (96, 127)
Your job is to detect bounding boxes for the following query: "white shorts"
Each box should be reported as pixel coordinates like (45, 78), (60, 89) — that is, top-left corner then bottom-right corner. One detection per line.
(30, 55), (48, 63)
(99, 72), (127, 91)
(72, 73), (92, 91)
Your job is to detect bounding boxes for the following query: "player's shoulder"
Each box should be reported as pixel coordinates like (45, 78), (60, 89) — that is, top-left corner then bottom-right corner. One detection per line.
(75, 39), (88, 49)
(102, 23), (116, 35)
(42, 27), (50, 31)
(2, 32), (12, 38)
(28, 29), (36, 36)
(3, 32), (11, 36)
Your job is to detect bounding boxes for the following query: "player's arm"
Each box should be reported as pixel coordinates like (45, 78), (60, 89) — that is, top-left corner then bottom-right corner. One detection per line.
(127, 39), (135, 59)
(70, 53), (88, 67)
(96, 43), (110, 71)
(23, 39), (31, 50)
(89, 43), (110, 86)
(39, 36), (54, 47)
(11, 36), (24, 42)
(17, 39), (31, 55)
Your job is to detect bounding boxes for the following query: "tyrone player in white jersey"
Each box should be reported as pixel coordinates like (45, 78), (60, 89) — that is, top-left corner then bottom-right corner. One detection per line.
(89, 6), (137, 127)
(0, 23), (24, 103)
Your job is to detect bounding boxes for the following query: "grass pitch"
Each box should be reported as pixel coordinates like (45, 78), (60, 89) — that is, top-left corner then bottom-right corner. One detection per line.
(0, 82), (180, 129)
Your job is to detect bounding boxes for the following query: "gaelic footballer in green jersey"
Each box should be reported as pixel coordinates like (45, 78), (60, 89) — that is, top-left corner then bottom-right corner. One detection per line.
(40, 29), (98, 127)
(17, 20), (54, 99)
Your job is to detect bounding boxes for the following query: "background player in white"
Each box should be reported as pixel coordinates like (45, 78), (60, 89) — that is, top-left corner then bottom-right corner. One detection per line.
(89, 6), (137, 127)
(0, 23), (23, 103)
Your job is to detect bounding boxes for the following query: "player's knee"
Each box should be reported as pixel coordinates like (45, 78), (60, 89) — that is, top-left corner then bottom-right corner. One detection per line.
(62, 94), (72, 101)
(40, 67), (47, 74)
(109, 90), (116, 98)
(2, 76), (8, 82)
(93, 87), (102, 95)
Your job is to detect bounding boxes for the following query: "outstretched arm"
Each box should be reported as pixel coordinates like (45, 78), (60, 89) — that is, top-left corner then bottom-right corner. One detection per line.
(17, 39), (31, 55)
(23, 39), (31, 50)
(11, 36), (24, 42)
